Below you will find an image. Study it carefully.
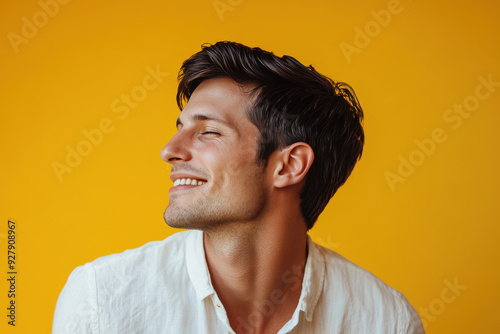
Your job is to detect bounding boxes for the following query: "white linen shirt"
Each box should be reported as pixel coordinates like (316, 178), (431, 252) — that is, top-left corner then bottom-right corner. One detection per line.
(52, 230), (424, 334)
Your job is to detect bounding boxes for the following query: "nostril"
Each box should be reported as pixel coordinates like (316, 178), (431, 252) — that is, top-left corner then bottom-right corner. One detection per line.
(161, 130), (192, 163)
(161, 140), (191, 163)
(160, 146), (170, 162)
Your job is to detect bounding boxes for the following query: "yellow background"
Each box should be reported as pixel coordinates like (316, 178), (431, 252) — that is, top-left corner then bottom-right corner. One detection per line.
(1, 0), (499, 333)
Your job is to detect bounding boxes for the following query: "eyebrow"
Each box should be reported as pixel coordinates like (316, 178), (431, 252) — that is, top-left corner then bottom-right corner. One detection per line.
(176, 113), (230, 128)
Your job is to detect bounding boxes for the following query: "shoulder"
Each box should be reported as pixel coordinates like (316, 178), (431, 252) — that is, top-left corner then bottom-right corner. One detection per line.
(84, 231), (199, 289)
(90, 230), (191, 274)
(59, 230), (195, 297)
(53, 231), (200, 332)
(316, 243), (402, 299)
(312, 242), (424, 333)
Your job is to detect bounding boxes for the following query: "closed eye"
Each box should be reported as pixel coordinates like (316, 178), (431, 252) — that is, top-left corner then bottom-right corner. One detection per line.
(201, 131), (220, 135)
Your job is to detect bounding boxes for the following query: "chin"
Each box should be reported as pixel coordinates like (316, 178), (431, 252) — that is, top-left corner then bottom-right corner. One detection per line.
(164, 209), (190, 229)
(164, 207), (210, 230)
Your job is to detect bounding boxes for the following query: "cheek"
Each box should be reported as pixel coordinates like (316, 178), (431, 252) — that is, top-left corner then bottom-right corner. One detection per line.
(196, 137), (260, 182)
(217, 154), (258, 191)
(207, 142), (256, 169)
(238, 137), (260, 161)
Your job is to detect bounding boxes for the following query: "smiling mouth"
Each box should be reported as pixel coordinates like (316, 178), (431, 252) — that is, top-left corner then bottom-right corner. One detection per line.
(173, 178), (207, 187)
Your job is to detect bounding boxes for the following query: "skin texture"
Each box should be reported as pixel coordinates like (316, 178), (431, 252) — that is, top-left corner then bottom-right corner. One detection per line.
(161, 78), (315, 334)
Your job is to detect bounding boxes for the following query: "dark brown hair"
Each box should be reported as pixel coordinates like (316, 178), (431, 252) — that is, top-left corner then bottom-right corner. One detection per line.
(177, 41), (364, 229)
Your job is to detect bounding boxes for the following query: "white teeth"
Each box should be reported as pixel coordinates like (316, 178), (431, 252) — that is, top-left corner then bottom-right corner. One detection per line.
(173, 178), (206, 187)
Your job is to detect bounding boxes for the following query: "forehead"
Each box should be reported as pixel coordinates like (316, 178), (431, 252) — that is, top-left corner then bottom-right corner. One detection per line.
(179, 78), (254, 126)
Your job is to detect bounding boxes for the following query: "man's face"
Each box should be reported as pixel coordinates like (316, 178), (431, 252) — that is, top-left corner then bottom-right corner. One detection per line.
(161, 78), (270, 230)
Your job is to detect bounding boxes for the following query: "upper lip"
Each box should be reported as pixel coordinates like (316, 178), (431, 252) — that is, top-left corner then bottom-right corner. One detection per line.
(170, 173), (208, 183)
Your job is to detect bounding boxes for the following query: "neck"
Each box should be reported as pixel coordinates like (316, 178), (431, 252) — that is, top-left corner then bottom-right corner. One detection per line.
(203, 213), (308, 333)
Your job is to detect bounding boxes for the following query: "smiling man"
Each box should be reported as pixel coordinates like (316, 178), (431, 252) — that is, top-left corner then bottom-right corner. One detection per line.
(53, 42), (424, 334)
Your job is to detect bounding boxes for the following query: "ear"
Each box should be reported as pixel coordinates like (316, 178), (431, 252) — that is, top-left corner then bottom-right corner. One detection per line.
(272, 142), (314, 188)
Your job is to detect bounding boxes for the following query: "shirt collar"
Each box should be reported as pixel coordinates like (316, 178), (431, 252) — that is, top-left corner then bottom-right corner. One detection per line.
(185, 230), (326, 321)
(298, 234), (326, 321)
(185, 230), (215, 300)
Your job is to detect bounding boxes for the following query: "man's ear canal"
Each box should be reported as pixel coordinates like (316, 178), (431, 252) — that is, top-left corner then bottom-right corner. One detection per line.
(273, 142), (314, 188)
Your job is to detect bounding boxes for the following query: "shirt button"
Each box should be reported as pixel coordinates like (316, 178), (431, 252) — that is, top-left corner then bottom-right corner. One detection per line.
(217, 304), (221, 308)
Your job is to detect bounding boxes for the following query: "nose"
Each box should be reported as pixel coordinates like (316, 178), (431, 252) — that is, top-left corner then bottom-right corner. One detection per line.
(160, 131), (192, 163)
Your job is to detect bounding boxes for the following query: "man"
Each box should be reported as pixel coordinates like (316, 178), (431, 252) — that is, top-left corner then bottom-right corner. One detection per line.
(53, 41), (424, 333)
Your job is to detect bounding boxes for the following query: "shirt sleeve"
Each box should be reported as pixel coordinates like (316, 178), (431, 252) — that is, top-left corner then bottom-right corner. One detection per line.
(52, 264), (98, 334)
(398, 293), (425, 334)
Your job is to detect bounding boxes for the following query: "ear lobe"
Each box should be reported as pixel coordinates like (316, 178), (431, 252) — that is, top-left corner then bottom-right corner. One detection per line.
(273, 143), (314, 188)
